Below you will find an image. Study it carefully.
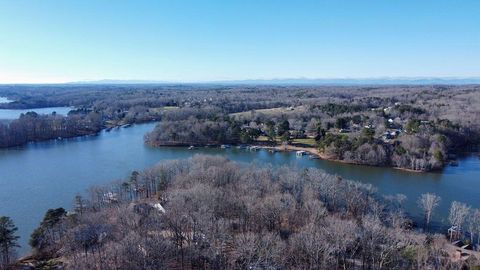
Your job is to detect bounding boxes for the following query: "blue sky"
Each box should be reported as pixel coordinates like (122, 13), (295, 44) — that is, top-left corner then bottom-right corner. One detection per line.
(0, 0), (479, 83)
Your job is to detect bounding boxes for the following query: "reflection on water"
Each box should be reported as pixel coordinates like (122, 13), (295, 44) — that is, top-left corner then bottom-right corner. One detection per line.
(0, 122), (479, 253)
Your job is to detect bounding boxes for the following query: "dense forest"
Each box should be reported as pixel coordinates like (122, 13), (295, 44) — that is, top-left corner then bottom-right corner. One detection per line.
(1, 84), (480, 170)
(3, 155), (479, 269)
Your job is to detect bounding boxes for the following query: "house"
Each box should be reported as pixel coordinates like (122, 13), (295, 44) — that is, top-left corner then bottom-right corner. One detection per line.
(448, 225), (462, 239)
(461, 244), (473, 250)
(383, 132), (393, 140)
(291, 130), (305, 138)
(103, 192), (118, 203)
(454, 249), (471, 261)
(296, 150), (307, 156)
(452, 240), (464, 247)
(152, 203), (166, 213)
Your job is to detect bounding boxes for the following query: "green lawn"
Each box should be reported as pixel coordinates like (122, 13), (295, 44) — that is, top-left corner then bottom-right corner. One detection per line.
(255, 136), (316, 147)
(230, 106), (305, 118)
(291, 138), (317, 147)
(150, 106), (180, 113)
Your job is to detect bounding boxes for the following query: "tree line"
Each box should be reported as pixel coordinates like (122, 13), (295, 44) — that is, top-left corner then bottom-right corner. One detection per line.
(0, 112), (102, 148)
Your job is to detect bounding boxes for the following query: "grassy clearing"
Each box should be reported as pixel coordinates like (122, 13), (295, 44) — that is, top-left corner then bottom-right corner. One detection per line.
(291, 138), (317, 147)
(256, 135), (271, 142)
(255, 136), (317, 147)
(230, 106), (305, 118)
(163, 106), (180, 110)
(149, 106), (180, 113)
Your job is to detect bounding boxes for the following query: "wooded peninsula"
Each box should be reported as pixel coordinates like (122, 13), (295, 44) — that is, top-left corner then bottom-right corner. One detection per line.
(10, 155), (480, 269)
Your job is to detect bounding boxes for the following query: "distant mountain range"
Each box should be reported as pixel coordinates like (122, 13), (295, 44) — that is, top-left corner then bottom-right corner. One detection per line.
(67, 79), (172, 85)
(68, 77), (480, 85)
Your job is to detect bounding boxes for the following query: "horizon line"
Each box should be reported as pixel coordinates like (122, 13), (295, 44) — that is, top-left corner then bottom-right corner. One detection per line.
(1, 76), (480, 85)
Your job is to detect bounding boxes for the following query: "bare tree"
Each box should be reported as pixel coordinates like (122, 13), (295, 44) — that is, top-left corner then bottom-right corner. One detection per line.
(29, 155), (480, 269)
(418, 193), (441, 232)
(448, 201), (471, 241)
(467, 209), (480, 246)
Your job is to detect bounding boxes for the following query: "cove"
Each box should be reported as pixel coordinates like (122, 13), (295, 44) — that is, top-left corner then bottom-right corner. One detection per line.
(0, 122), (479, 254)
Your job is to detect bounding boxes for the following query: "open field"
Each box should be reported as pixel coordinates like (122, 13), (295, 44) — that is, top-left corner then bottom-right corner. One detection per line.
(230, 106), (306, 118)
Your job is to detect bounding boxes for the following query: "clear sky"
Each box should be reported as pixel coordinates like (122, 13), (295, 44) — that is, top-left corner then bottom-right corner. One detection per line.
(0, 0), (479, 83)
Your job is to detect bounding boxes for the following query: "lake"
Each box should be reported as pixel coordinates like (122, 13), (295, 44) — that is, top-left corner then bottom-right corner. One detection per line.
(0, 107), (73, 120)
(0, 122), (479, 254)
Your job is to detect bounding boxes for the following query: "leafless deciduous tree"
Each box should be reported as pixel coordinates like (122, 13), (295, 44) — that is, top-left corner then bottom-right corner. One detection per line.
(448, 201), (471, 241)
(20, 155), (477, 269)
(418, 193), (441, 231)
(467, 209), (480, 246)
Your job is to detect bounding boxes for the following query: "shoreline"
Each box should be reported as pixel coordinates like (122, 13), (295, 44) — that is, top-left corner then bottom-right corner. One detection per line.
(150, 142), (429, 173)
(253, 144), (426, 173)
(0, 120), (158, 150)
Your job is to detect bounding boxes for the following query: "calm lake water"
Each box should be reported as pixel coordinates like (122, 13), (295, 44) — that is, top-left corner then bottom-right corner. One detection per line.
(0, 107), (73, 120)
(0, 122), (479, 254)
